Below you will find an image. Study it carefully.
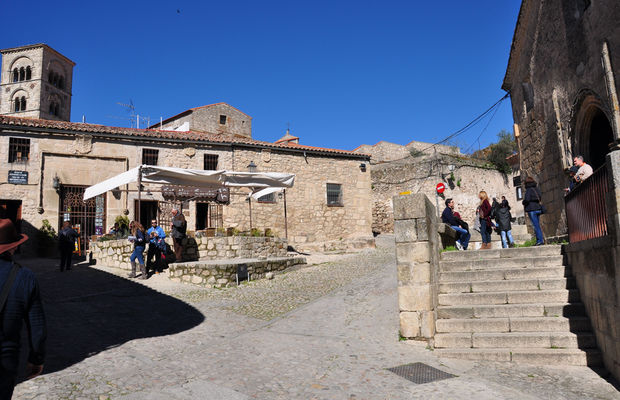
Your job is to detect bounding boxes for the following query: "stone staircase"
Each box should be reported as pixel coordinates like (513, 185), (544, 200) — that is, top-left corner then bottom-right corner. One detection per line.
(468, 224), (532, 250)
(434, 245), (602, 366)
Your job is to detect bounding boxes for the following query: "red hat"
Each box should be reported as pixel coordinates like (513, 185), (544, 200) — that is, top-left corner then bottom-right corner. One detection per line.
(0, 218), (29, 254)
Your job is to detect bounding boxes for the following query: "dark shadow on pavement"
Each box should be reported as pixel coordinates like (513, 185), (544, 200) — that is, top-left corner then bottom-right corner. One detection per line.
(14, 255), (205, 380)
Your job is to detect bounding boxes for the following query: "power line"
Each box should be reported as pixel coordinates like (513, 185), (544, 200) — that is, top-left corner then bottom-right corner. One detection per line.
(418, 93), (510, 154)
(464, 99), (503, 154)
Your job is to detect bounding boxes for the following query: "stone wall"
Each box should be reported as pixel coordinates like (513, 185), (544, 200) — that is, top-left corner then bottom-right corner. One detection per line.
(370, 153), (520, 233)
(168, 256), (306, 288)
(354, 140), (459, 164)
(394, 193), (441, 341)
(90, 236), (288, 270)
(564, 150), (620, 381)
(503, 0), (620, 238)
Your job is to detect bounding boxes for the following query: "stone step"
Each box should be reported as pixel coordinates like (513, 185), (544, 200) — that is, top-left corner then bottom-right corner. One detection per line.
(437, 302), (586, 319)
(440, 256), (564, 272)
(435, 316), (591, 333)
(439, 266), (571, 282)
(438, 289), (580, 306)
(439, 277), (575, 294)
(434, 331), (597, 349)
(511, 225), (529, 235)
(434, 348), (603, 366)
(440, 245), (562, 261)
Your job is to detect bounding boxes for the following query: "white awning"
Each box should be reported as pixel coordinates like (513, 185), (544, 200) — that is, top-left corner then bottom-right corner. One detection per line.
(83, 165), (295, 200)
(248, 187), (285, 200)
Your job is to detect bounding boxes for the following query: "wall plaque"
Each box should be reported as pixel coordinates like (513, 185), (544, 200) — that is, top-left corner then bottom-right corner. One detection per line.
(8, 170), (28, 185)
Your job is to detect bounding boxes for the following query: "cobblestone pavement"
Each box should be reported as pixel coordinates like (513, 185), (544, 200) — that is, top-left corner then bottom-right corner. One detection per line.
(12, 235), (620, 399)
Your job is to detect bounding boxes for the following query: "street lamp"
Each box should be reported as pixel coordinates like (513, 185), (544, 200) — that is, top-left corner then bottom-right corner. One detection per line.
(247, 161), (257, 172)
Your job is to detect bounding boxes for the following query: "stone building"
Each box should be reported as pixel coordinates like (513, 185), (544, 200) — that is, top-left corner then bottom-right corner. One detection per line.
(0, 44), (373, 254)
(354, 141), (520, 233)
(502, 0), (620, 237)
(0, 44), (75, 121)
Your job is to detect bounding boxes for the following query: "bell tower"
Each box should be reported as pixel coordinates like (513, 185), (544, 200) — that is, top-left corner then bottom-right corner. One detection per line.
(0, 43), (75, 121)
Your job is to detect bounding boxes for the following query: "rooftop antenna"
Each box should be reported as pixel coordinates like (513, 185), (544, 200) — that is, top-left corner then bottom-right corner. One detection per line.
(112, 100), (151, 129)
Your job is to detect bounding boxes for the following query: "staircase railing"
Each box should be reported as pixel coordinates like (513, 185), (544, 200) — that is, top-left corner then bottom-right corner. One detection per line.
(565, 165), (610, 243)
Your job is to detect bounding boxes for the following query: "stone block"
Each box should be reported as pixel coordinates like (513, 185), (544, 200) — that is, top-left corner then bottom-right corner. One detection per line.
(393, 193), (434, 220)
(396, 242), (431, 264)
(398, 262), (431, 285)
(191, 275), (203, 284)
(420, 311), (435, 338)
(398, 285), (432, 311)
(399, 312), (420, 338)
(394, 219), (417, 243)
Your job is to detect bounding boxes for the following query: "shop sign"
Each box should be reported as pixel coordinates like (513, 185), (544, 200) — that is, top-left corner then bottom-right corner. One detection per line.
(8, 170), (28, 185)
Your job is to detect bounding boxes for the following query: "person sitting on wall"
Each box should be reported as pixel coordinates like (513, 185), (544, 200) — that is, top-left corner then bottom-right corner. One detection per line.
(573, 155), (593, 183)
(146, 219), (166, 275)
(441, 198), (470, 250)
(109, 223), (120, 236)
(58, 221), (79, 272)
(170, 209), (187, 262)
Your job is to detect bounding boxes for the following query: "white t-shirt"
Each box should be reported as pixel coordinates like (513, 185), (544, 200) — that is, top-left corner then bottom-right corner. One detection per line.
(576, 163), (593, 182)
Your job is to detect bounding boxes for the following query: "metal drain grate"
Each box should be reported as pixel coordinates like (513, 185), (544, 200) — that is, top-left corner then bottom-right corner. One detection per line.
(387, 362), (456, 384)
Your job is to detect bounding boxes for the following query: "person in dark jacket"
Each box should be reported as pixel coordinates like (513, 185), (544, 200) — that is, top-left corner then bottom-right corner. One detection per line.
(441, 198), (470, 250)
(58, 221), (79, 272)
(128, 221), (147, 279)
(522, 176), (544, 245)
(146, 219), (166, 275)
(170, 209), (187, 262)
(495, 199), (515, 248)
(478, 191), (493, 249)
(0, 218), (46, 398)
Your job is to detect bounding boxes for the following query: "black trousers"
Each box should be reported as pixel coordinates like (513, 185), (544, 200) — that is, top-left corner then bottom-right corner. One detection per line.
(59, 244), (73, 271)
(0, 357), (17, 400)
(146, 244), (162, 272)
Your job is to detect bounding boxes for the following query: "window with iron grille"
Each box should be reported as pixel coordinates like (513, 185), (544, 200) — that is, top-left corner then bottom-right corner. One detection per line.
(258, 192), (276, 203)
(142, 149), (158, 165)
(204, 154), (219, 170)
(326, 183), (343, 206)
(8, 138), (30, 163)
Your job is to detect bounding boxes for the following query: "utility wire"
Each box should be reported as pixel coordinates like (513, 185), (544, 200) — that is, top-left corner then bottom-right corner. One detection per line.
(464, 99), (503, 154)
(418, 92), (510, 154)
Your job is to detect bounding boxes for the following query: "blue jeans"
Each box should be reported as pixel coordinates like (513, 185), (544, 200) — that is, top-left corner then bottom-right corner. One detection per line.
(480, 219), (491, 243)
(500, 230), (514, 248)
(528, 210), (544, 244)
(130, 245), (145, 264)
(451, 226), (470, 250)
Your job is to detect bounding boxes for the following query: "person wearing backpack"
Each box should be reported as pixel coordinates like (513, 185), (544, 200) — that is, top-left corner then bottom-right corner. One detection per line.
(0, 218), (46, 398)
(496, 199), (515, 248)
(58, 221), (79, 272)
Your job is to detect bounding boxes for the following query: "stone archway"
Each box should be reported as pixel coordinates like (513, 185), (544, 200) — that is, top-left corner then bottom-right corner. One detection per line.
(573, 94), (614, 169)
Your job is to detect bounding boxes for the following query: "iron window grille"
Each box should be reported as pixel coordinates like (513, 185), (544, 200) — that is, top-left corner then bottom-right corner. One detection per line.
(142, 149), (159, 165)
(204, 154), (219, 170)
(326, 183), (343, 206)
(258, 193), (276, 203)
(8, 138), (30, 163)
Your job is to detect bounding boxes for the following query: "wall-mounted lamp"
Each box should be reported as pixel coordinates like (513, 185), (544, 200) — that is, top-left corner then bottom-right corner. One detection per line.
(278, 191), (283, 200)
(448, 164), (455, 172)
(359, 163), (367, 172)
(52, 175), (61, 192)
(247, 161), (257, 172)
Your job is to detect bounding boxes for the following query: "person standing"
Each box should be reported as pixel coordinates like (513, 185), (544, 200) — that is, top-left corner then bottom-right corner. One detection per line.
(58, 221), (79, 272)
(0, 218), (46, 398)
(146, 219), (166, 275)
(128, 221), (147, 279)
(170, 209), (187, 262)
(522, 176), (545, 246)
(573, 155), (593, 183)
(478, 191), (493, 250)
(496, 199), (515, 248)
(441, 198), (470, 250)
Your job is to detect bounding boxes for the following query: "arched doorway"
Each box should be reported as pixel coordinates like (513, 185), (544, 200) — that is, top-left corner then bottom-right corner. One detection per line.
(573, 94), (614, 169)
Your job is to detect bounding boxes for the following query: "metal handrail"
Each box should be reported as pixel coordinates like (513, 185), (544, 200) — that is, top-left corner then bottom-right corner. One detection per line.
(565, 165), (609, 243)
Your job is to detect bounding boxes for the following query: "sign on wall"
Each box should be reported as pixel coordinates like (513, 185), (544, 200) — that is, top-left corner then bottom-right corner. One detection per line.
(8, 170), (28, 185)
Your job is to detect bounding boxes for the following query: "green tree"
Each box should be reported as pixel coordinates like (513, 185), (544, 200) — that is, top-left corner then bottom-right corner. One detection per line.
(472, 130), (517, 174)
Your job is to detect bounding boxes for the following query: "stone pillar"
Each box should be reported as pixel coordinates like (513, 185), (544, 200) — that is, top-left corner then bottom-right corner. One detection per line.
(606, 150), (620, 247)
(394, 193), (440, 341)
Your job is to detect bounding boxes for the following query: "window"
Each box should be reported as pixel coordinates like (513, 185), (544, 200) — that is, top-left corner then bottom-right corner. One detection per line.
(13, 96), (26, 112)
(25, 66), (31, 80)
(258, 192), (276, 203)
(8, 138), (30, 163)
(219, 115), (227, 125)
(12, 68), (18, 82)
(204, 154), (219, 170)
(20, 97), (26, 111)
(19, 67), (25, 81)
(326, 183), (343, 206)
(142, 149), (159, 165)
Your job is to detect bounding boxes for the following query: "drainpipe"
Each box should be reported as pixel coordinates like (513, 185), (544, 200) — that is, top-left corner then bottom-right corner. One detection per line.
(602, 41), (620, 148)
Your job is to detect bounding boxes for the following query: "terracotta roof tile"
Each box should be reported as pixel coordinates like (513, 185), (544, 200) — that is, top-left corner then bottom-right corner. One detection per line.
(0, 115), (369, 158)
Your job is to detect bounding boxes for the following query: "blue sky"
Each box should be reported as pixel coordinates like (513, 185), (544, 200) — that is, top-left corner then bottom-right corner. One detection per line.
(1, 1), (521, 152)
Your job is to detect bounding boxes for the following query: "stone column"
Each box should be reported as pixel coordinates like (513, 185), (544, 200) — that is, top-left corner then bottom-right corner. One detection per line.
(606, 150), (620, 247)
(393, 193), (440, 341)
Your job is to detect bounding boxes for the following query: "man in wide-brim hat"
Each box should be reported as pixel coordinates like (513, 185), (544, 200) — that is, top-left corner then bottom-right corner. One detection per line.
(0, 218), (46, 398)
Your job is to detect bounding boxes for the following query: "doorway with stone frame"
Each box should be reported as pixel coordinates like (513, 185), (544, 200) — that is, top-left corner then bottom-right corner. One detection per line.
(573, 95), (615, 170)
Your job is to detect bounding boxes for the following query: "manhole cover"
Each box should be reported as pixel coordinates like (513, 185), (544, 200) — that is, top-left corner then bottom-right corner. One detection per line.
(387, 362), (456, 384)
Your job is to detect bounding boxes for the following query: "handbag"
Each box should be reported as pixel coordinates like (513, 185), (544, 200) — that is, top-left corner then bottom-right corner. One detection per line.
(534, 189), (546, 214)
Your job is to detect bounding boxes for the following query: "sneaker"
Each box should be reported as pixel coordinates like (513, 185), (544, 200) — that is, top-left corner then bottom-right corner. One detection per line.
(455, 242), (464, 251)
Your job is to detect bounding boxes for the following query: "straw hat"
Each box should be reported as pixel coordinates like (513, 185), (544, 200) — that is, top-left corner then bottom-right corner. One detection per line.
(0, 218), (29, 254)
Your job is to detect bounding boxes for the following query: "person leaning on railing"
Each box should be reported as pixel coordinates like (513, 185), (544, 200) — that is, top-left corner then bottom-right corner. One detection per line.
(573, 155), (593, 184)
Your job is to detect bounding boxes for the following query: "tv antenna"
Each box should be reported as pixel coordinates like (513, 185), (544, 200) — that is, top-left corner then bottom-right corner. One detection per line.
(108, 100), (151, 129)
